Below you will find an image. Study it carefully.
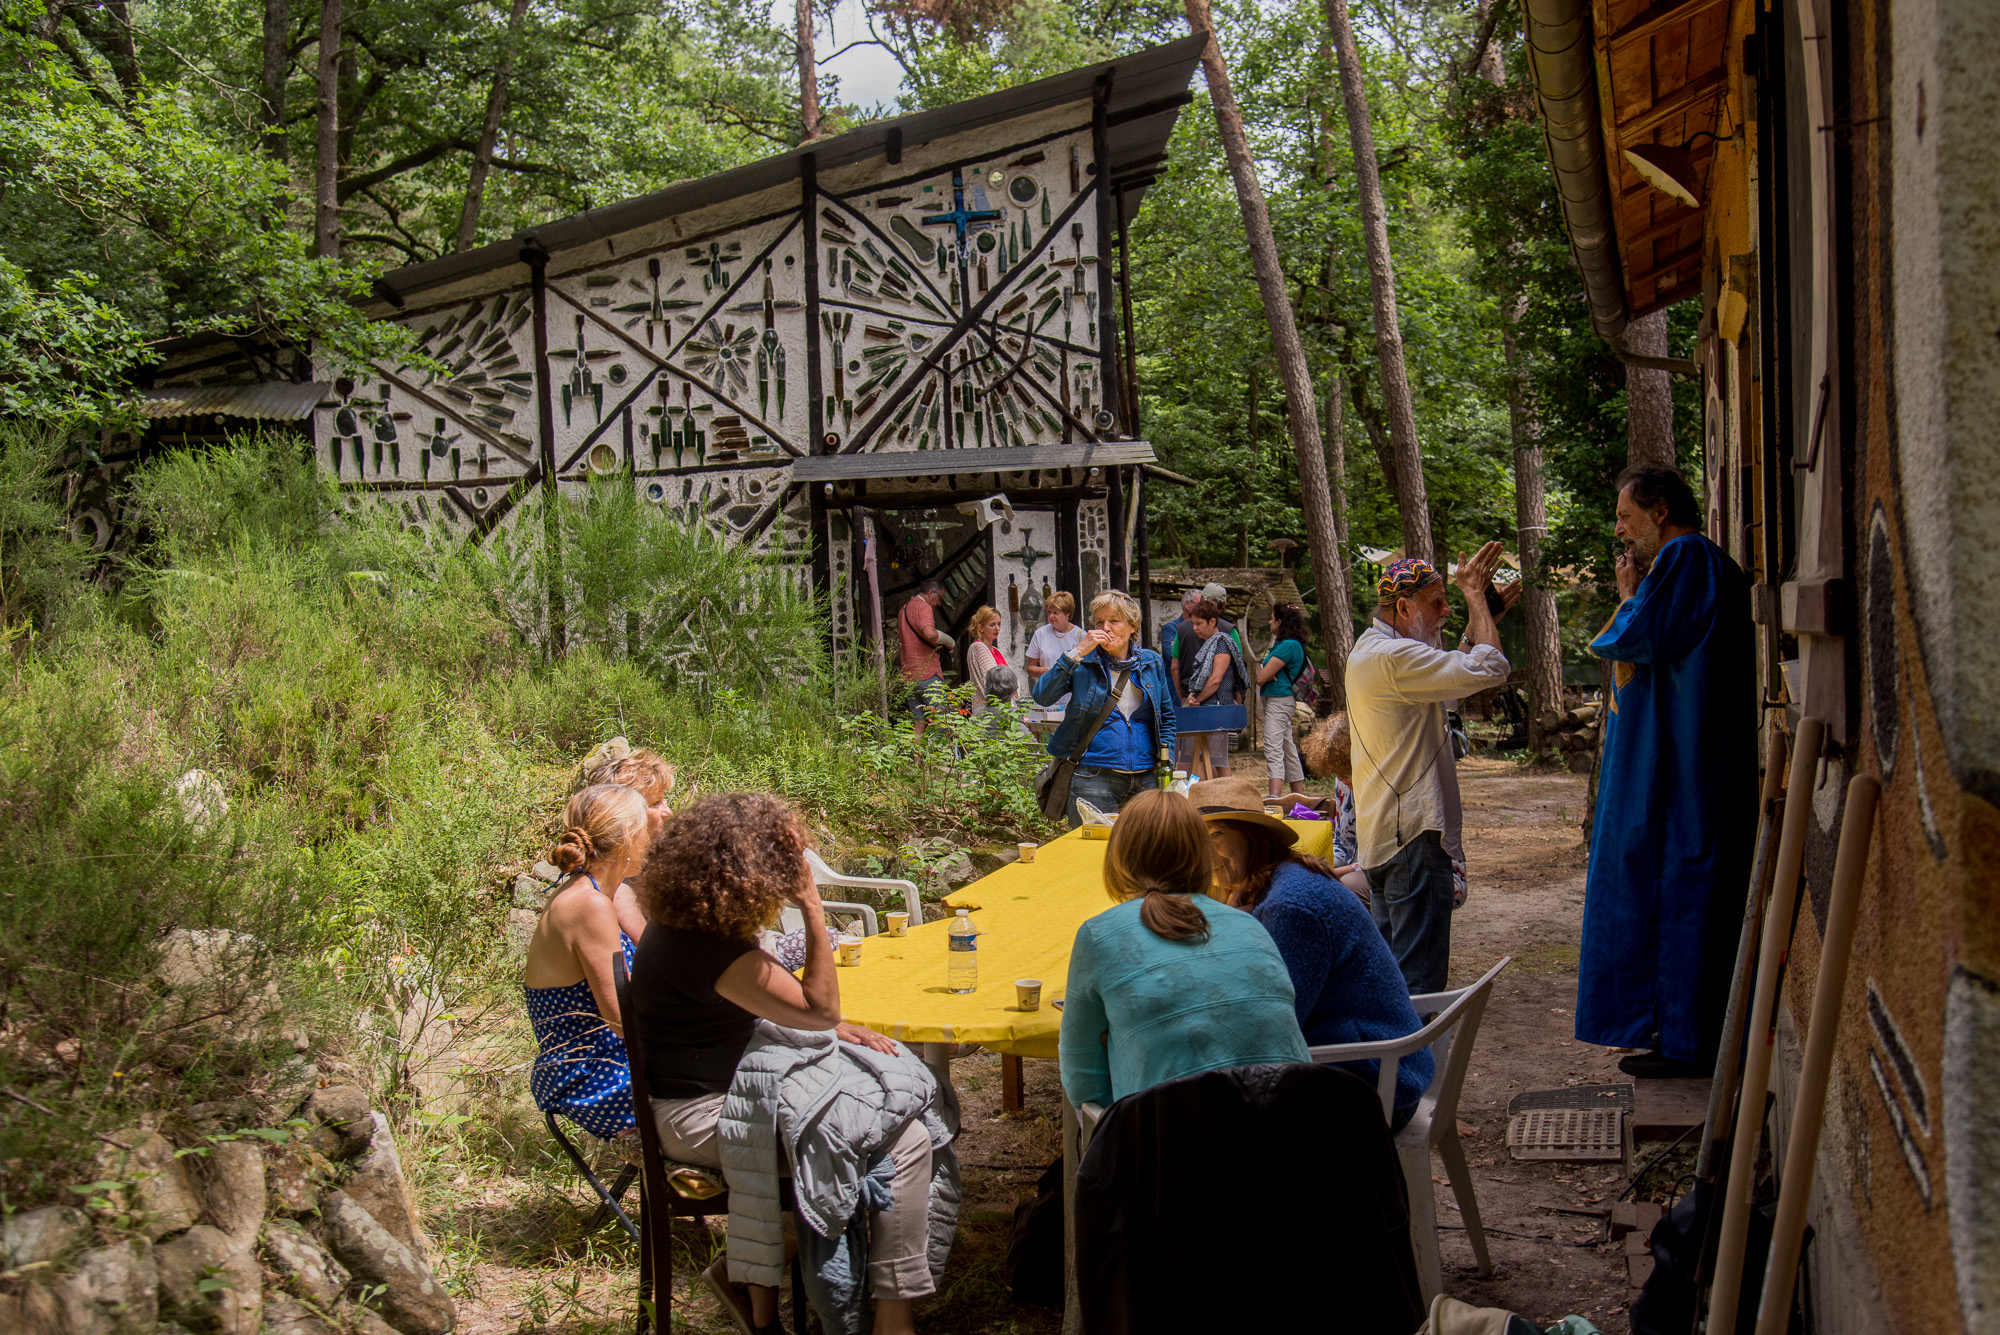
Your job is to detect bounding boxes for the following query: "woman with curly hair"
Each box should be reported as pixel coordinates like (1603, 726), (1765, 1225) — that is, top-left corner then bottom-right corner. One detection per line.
(628, 793), (926, 1335)
(1058, 789), (1308, 1111)
(523, 784), (654, 1140)
(1198, 779), (1432, 1130)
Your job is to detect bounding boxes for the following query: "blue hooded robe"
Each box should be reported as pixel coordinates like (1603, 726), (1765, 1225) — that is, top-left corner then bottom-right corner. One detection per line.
(1577, 532), (1757, 1064)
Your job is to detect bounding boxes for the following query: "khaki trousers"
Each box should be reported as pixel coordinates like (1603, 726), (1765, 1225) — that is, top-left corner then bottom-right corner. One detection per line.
(652, 1093), (936, 1299)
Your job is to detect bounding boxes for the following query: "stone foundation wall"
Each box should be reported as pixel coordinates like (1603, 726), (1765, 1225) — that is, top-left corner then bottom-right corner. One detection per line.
(1, 1085), (456, 1335)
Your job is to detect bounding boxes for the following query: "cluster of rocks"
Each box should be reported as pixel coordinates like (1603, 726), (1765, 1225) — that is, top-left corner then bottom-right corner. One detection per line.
(2, 1086), (455, 1335)
(503, 860), (566, 960)
(1538, 700), (1605, 773)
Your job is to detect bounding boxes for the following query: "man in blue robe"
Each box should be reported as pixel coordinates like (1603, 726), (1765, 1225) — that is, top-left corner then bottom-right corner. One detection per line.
(1578, 463), (1757, 1079)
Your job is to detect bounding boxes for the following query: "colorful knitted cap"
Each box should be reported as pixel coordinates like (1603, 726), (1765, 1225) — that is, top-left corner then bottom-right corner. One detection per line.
(1377, 557), (1442, 602)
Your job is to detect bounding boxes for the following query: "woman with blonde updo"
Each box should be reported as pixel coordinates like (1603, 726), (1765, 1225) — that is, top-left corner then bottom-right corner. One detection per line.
(523, 783), (653, 1139)
(1058, 788), (1308, 1111)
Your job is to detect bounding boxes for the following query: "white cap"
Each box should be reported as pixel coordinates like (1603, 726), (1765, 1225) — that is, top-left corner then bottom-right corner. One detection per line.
(956, 908), (969, 916)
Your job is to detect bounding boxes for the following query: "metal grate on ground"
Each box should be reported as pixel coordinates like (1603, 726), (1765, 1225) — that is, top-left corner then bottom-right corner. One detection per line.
(1506, 1107), (1626, 1161)
(1507, 1082), (1635, 1117)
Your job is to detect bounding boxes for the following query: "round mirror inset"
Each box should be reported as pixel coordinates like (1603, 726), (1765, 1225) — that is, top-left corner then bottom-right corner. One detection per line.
(1008, 175), (1039, 205)
(588, 441), (619, 474)
(607, 363), (628, 385)
(430, 436), (448, 457)
(645, 482), (666, 503)
(976, 232), (997, 253)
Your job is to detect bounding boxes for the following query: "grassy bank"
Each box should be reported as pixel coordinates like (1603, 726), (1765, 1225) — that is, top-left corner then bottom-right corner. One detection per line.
(0, 431), (1049, 1226)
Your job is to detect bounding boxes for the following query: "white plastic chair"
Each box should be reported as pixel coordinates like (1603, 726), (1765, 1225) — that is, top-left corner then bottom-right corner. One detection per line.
(803, 848), (923, 924)
(1308, 954), (1512, 1302)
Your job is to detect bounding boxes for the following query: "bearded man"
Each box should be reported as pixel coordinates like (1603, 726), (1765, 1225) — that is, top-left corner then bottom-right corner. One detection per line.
(1346, 543), (1510, 993)
(1578, 463), (1756, 1078)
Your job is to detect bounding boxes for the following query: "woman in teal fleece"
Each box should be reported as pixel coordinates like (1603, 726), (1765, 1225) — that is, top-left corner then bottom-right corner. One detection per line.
(1059, 789), (1310, 1109)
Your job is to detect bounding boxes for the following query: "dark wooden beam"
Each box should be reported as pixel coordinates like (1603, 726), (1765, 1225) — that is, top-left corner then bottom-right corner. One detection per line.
(1608, 0), (1730, 50)
(1617, 68), (1729, 139)
(1627, 242), (1703, 294)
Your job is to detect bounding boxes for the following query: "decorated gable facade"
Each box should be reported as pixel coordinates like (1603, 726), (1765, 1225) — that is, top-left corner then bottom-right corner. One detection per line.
(180, 39), (1205, 669)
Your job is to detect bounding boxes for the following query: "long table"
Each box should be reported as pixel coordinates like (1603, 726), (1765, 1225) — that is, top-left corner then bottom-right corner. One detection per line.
(832, 817), (1336, 1334)
(835, 818), (1335, 1057)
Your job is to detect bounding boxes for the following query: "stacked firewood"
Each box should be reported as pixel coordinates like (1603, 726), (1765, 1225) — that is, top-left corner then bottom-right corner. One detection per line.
(1539, 700), (1604, 773)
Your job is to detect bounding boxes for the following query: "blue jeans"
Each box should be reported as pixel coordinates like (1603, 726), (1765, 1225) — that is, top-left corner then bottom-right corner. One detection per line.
(1067, 766), (1157, 827)
(1366, 830), (1455, 994)
(904, 675), (943, 724)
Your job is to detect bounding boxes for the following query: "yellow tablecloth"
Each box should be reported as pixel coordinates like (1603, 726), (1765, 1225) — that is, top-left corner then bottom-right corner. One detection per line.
(835, 819), (1334, 1061)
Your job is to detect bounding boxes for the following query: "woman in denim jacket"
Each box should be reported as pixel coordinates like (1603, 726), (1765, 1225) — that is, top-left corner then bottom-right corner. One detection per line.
(1032, 589), (1178, 826)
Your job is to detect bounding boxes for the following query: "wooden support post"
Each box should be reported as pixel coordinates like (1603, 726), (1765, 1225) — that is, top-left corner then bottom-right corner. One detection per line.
(1001, 1054), (1025, 1112)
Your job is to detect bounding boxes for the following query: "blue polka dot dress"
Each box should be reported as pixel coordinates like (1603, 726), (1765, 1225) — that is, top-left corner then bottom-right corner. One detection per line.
(526, 881), (638, 1139)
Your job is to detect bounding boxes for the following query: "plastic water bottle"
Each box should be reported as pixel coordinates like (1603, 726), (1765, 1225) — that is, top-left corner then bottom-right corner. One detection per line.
(948, 908), (978, 994)
(1168, 769), (1192, 796)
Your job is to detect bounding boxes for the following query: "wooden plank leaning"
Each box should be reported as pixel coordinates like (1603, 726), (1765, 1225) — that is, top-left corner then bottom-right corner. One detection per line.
(1703, 716), (1822, 1335)
(1750, 773), (1880, 1335)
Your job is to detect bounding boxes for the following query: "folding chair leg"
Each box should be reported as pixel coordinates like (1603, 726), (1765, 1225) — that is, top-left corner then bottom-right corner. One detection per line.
(547, 1113), (641, 1244)
(1436, 1132), (1492, 1277)
(585, 1163), (639, 1238)
(1400, 1142), (1443, 1302)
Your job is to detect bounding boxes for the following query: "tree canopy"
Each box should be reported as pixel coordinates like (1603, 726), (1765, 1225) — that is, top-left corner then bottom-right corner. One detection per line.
(0, 0), (1693, 649)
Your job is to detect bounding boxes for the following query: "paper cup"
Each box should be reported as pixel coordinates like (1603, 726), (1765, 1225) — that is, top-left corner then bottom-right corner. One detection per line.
(883, 912), (909, 937)
(1015, 978), (1043, 1011)
(836, 935), (863, 966)
(1017, 842), (1038, 864)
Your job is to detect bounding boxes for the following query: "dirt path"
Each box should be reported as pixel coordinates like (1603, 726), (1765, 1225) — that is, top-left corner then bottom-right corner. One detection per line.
(1438, 758), (1633, 1330)
(448, 759), (1634, 1333)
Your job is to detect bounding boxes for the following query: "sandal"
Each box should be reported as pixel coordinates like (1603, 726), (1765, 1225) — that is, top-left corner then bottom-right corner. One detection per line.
(700, 1258), (758, 1335)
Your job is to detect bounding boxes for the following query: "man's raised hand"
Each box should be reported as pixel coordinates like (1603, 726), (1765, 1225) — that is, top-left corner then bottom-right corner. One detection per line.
(1454, 541), (1506, 599)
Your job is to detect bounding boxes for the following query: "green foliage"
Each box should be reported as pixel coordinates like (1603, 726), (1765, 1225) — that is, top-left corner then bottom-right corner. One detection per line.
(840, 685), (1053, 835)
(468, 474), (829, 704)
(0, 424), (95, 642)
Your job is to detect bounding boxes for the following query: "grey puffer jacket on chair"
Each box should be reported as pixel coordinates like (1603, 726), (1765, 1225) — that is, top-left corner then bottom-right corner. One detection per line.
(717, 1021), (960, 1313)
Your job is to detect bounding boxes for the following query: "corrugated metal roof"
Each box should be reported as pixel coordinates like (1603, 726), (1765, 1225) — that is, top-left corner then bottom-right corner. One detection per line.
(792, 440), (1156, 482)
(139, 382), (331, 421)
(372, 36), (1208, 304)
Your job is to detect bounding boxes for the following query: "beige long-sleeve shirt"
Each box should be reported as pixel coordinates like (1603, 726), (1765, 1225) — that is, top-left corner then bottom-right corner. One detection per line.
(1344, 619), (1510, 869)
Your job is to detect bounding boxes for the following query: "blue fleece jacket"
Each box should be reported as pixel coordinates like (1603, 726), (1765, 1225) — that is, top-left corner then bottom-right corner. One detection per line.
(1033, 648), (1177, 772)
(1252, 861), (1434, 1120)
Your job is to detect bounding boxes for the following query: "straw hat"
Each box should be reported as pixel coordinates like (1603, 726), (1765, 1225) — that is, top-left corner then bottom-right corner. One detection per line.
(1192, 775), (1297, 844)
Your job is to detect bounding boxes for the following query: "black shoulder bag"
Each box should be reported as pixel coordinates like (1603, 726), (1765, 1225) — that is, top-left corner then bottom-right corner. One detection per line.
(1033, 666), (1132, 821)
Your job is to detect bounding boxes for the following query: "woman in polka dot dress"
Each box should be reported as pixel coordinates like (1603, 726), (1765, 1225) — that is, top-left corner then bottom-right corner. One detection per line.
(523, 783), (657, 1140)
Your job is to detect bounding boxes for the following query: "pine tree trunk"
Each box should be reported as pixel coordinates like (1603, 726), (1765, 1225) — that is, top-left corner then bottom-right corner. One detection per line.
(456, 0), (531, 252)
(1325, 0), (1431, 563)
(260, 0), (290, 160)
(1319, 372), (1354, 709)
(1183, 0), (1348, 710)
(797, 0), (821, 141)
(313, 0), (341, 258)
(1505, 301), (1562, 755)
(1625, 306), (1676, 466)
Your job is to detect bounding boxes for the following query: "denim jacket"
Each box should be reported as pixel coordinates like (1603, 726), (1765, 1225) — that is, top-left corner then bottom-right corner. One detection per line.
(1033, 648), (1177, 772)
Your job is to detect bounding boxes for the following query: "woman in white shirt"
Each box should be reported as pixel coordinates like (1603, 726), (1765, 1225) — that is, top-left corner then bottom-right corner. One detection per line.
(1024, 590), (1083, 708)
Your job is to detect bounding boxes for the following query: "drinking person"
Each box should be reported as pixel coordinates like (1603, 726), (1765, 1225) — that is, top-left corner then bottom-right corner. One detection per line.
(1024, 591), (1083, 709)
(1032, 590), (1177, 825)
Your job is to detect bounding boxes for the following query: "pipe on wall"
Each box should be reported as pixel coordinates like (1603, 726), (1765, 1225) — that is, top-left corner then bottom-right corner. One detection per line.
(1523, 0), (1631, 339)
